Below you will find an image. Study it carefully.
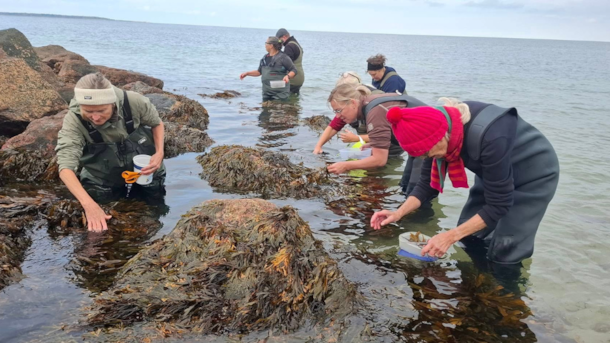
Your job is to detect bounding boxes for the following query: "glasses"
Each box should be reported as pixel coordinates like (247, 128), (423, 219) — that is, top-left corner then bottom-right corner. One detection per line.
(333, 102), (349, 114)
(339, 72), (361, 83)
(265, 42), (272, 45)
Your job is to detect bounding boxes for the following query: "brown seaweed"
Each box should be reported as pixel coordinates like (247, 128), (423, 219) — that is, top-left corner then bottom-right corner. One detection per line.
(0, 149), (59, 183)
(86, 199), (358, 337)
(198, 90), (241, 99)
(302, 115), (332, 133)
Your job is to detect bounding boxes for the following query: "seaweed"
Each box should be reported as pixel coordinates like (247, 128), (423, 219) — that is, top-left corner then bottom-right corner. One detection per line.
(302, 115), (332, 133)
(198, 90), (241, 99)
(86, 199), (358, 337)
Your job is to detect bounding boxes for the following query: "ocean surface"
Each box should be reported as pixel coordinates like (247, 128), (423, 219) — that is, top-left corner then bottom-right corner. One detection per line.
(1, 14), (610, 342)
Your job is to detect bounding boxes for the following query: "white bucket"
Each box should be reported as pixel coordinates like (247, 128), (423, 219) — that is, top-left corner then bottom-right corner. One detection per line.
(269, 80), (286, 89)
(339, 148), (372, 160)
(133, 154), (153, 185)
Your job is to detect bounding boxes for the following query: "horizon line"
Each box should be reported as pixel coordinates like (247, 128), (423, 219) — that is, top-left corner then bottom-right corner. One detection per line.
(1, 11), (608, 44)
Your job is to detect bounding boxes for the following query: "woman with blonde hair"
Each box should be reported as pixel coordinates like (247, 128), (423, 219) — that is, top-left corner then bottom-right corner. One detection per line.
(372, 98), (560, 265)
(323, 83), (427, 175)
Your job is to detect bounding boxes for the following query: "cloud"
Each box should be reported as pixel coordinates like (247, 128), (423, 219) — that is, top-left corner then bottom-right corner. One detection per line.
(426, 1), (445, 7)
(464, 0), (523, 10)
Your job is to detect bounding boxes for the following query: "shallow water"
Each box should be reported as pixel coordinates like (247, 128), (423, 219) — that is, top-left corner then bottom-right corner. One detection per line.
(1, 14), (610, 342)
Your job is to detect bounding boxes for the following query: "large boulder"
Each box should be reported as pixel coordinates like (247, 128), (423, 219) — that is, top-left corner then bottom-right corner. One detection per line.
(0, 58), (67, 136)
(87, 199), (357, 335)
(96, 65), (164, 89)
(0, 28), (40, 71)
(2, 110), (67, 158)
(146, 92), (209, 131)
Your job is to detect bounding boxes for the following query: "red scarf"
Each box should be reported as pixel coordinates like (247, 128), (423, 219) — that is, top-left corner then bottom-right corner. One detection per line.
(430, 107), (469, 193)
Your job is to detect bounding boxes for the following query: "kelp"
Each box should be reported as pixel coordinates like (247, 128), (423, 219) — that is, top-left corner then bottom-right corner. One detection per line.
(302, 115), (332, 133)
(0, 149), (59, 183)
(352, 249), (537, 343)
(198, 90), (241, 99)
(197, 145), (336, 199)
(0, 194), (52, 290)
(47, 199), (163, 293)
(164, 122), (214, 159)
(86, 199), (358, 337)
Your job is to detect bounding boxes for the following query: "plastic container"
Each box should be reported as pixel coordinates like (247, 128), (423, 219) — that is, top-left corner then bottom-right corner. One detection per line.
(269, 80), (286, 89)
(133, 154), (153, 185)
(339, 148), (372, 160)
(398, 231), (438, 262)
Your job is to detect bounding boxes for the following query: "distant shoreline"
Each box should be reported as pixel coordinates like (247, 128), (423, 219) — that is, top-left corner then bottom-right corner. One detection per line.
(2, 11), (607, 43)
(0, 12), (112, 21)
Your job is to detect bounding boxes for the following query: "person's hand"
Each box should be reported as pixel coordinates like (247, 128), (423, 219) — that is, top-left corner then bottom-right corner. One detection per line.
(313, 146), (324, 154)
(339, 131), (359, 143)
(421, 230), (457, 258)
(327, 162), (350, 174)
(83, 202), (112, 232)
(140, 152), (163, 175)
(283, 75), (290, 83)
(240, 72), (248, 80)
(370, 210), (401, 230)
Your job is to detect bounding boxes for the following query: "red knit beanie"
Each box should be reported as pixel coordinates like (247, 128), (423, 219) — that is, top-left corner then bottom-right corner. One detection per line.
(386, 106), (448, 156)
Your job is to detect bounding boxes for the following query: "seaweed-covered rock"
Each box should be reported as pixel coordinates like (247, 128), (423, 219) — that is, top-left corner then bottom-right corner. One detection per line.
(302, 115), (332, 133)
(122, 81), (163, 95)
(0, 194), (54, 290)
(164, 122), (214, 159)
(197, 145), (334, 199)
(95, 65), (164, 89)
(0, 58), (67, 136)
(146, 92), (209, 131)
(87, 199), (357, 335)
(0, 150), (59, 183)
(198, 90), (241, 99)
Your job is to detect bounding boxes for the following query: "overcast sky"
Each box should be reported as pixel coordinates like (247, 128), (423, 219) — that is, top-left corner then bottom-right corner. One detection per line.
(2, 0), (609, 42)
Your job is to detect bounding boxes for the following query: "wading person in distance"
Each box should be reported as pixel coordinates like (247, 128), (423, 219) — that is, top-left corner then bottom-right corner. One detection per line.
(276, 28), (305, 96)
(366, 54), (406, 94)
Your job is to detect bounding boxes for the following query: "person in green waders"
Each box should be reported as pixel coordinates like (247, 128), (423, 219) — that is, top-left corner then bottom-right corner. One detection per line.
(56, 73), (166, 232)
(275, 28), (304, 95)
(240, 36), (297, 101)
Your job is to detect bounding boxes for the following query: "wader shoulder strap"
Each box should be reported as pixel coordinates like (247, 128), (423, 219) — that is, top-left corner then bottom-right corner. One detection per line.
(74, 113), (103, 143)
(363, 95), (427, 119)
(287, 40), (303, 53)
(380, 71), (398, 88)
(122, 90), (134, 134)
(466, 104), (513, 160)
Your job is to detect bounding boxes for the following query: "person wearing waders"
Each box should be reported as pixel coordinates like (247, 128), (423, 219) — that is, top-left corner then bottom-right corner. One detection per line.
(276, 28), (304, 96)
(56, 73), (166, 232)
(325, 83), (429, 179)
(371, 98), (560, 267)
(240, 36), (297, 101)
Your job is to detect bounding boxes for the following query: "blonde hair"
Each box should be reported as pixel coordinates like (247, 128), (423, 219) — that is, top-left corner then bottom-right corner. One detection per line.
(336, 71), (361, 86)
(328, 83), (371, 105)
(75, 72), (113, 90)
(438, 97), (471, 124)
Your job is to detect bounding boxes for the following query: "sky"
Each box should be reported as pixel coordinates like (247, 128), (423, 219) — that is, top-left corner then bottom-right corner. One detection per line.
(1, 0), (609, 42)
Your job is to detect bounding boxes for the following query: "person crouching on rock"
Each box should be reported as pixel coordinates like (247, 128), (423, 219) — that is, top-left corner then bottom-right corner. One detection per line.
(326, 83), (428, 175)
(240, 36), (297, 102)
(55, 73), (166, 232)
(371, 98), (559, 264)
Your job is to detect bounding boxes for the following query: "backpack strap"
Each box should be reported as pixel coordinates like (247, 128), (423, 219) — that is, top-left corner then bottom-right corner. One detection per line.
(122, 90), (134, 134)
(74, 113), (103, 143)
(379, 71), (398, 88)
(363, 94), (427, 119)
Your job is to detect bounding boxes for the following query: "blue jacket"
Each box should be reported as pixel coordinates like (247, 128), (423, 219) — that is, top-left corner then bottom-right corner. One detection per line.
(371, 66), (406, 94)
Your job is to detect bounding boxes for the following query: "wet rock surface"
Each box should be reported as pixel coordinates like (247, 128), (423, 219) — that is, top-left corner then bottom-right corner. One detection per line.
(0, 58), (67, 136)
(122, 81), (164, 95)
(197, 145), (335, 199)
(87, 199), (358, 337)
(302, 115), (332, 133)
(198, 90), (241, 99)
(95, 65), (164, 89)
(146, 92), (210, 131)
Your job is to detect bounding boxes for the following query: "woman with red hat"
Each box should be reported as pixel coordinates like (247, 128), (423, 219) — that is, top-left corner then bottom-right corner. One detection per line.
(371, 98), (559, 264)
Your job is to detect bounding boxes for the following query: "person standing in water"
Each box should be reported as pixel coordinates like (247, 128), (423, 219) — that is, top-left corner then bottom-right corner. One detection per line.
(367, 54), (406, 94)
(240, 37), (297, 101)
(276, 28), (305, 96)
(372, 98), (559, 264)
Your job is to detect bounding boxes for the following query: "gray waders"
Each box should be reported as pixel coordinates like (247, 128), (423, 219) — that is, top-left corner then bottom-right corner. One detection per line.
(261, 53), (290, 102)
(286, 41), (304, 95)
(459, 102), (559, 264)
(76, 90), (166, 203)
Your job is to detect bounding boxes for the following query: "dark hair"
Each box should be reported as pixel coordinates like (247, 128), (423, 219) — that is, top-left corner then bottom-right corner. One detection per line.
(267, 37), (282, 51)
(366, 54), (387, 66)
